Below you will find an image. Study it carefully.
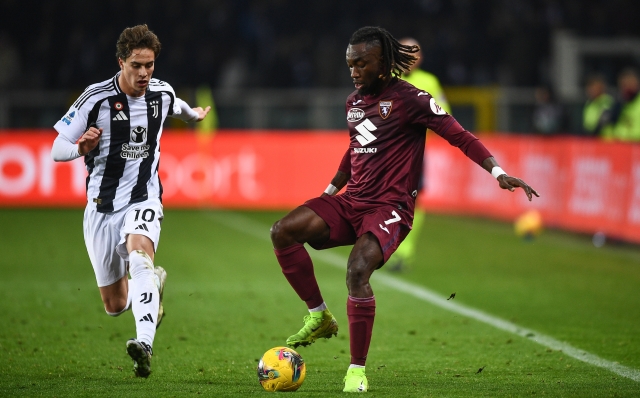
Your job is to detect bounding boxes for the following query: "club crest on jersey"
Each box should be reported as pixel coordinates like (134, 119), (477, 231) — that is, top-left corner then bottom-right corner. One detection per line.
(149, 100), (159, 118)
(114, 102), (124, 111)
(131, 126), (147, 143)
(379, 101), (393, 119)
(347, 108), (365, 123)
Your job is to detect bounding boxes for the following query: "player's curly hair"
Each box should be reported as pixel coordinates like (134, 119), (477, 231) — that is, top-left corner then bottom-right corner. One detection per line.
(349, 26), (418, 78)
(116, 24), (162, 61)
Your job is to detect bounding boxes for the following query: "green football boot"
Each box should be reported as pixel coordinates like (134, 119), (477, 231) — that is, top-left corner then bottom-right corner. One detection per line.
(343, 367), (369, 393)
(286, 309), (338, 348)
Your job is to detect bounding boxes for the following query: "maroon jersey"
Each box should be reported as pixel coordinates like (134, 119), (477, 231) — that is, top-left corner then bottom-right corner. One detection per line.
(340, 78), (491, 215)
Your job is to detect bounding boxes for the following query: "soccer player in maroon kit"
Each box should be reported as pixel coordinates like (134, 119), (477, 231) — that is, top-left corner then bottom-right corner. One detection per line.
(270, 26), (539, 393)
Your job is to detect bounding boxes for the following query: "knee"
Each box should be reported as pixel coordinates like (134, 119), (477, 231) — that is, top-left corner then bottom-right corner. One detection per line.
(103, 297), (128, 316)
(346, 262), (369, 290)
(270, 219), (289, 246)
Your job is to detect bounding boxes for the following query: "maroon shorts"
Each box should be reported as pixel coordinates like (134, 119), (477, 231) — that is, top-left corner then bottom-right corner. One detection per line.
(303, 195), (412, 264)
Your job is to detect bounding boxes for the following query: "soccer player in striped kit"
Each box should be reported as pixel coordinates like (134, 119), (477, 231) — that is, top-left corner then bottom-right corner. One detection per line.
(270, 26), (538, 392)
(51, 24), (210, 377)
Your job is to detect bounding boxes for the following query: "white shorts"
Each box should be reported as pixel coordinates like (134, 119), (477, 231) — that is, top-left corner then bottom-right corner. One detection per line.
(83, 198), (164, 287)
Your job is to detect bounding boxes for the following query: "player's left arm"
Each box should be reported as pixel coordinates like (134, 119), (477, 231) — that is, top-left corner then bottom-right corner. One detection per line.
(322, 148), (351, 197)
(424, 111), (539, 201)
(172, 97), (211, 122)
(481, 156), (539, 201)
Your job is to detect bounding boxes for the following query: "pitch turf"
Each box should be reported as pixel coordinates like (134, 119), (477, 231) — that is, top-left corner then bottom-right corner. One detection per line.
(0, 208), (639, 397)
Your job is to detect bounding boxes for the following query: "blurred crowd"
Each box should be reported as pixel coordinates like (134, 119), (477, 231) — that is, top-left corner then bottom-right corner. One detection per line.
(1, 0), (639, 136)
(1, 0), (639, 91)
(529, 68), (640, 140)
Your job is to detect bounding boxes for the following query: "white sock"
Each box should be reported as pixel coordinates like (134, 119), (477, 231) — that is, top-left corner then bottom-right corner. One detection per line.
(129, 250), (159, 348)
(309, 302), (327, 312)
(349, 364), (365, 369)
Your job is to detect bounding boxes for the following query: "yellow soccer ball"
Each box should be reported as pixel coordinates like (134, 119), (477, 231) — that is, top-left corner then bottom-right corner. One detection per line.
(514, 210), (543, 239)
(257, 347), (306, 392)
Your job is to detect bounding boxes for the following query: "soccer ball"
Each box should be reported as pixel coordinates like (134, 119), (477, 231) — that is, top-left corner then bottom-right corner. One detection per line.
(257, 346), (306, 392)
(514, 209), (543, 239)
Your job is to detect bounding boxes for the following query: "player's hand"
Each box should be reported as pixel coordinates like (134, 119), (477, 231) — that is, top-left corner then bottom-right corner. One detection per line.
(497, 174), (539, 201)
(193, 106), (211, 122)
(78, 127), (102, 156)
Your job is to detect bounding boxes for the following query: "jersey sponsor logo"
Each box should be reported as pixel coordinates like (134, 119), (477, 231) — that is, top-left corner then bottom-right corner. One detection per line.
(61, 110), (76, 125)
(131, 126), (147, 143)
(430, 98), (446, 115)
(353, 147), (377, 153)
(352, 99), (364, 105)
(354, 118), (378, 146)
(121, 143), (150, 159)
(149, 100), (159, 118)
(113, 110), (128, 121)
(379, 100), (393, 119)
(347, 108), (365, 123)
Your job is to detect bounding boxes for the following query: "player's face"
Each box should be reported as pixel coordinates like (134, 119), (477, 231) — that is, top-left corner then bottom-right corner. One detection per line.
(346, 42), (385, 96)
(118, 48), (155, 97)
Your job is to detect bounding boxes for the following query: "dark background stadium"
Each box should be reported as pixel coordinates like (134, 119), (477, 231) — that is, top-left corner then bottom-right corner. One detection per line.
(1, 0), (639, 131)
(2, 0), (640, 89)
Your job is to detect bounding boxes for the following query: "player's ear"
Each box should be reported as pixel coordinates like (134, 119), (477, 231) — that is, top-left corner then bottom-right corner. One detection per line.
(378, 59), (387, 79)
(118, 58), (125, 70)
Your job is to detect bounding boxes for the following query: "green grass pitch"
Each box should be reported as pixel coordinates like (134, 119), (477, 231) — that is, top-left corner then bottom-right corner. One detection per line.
(0, 208), (639, 397)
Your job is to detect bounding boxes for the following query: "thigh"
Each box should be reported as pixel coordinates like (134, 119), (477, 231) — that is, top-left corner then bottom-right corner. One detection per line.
(304, 196), (357, 250)
(116, 198), (164, 261)
(84, 206), (127, 287)
(272, 203), (331, 249)
(357, 206), (412, 265)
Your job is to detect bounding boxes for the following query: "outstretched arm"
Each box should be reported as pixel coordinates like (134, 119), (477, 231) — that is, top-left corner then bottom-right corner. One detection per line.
(322, 149), (351, 196)
(481, 156), (539, 201)
(429, 116), (539, 201)
(172, 98), (211, 122)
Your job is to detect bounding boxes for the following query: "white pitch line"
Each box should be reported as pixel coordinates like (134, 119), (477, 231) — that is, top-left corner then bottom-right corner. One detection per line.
(205, 210), (640, 382)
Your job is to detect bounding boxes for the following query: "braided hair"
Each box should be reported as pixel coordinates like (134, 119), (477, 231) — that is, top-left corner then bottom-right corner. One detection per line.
(349, 26), (418, 78)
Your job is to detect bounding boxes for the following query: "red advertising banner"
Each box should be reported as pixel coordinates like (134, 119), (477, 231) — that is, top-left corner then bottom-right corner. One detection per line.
(0, 130), (638, 243)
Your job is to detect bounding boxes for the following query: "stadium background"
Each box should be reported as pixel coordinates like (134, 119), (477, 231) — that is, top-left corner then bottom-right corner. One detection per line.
(1, 0), (640, 242)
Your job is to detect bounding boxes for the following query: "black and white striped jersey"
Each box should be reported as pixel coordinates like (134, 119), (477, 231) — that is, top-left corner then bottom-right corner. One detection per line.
(54, 73), (184, 213)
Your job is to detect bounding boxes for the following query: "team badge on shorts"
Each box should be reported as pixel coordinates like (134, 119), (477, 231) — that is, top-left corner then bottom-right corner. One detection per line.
(379, 101), (393, 119)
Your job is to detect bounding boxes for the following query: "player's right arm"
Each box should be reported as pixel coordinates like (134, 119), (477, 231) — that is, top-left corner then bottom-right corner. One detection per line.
(322, 148), (351, 197)
(52, 91), (101, 162)
(51, 119), (102, 162)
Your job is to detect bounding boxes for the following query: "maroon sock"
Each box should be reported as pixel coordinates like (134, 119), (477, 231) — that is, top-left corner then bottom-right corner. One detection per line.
(347, 295), (376, 366)
(274, 243), (324, 309)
